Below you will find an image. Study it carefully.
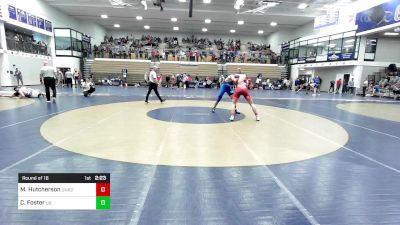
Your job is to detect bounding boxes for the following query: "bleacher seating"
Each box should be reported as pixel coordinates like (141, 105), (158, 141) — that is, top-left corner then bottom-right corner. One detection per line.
(91, 58), (151, 84)
(226, 63), (281, 79)
(160, 61), (218, 77)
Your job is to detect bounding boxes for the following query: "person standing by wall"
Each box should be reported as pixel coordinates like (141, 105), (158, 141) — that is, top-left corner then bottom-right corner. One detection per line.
(73, 69), (80, 87)
(362, 79), (368, 97)
(65, 69), (73, 88)
(329, 80), (335, 93)
(57, 69), (64, 87)
(40, 61), (57, 102)
(145, 66), (165, 103)
(14, 67), (23, 86)
(336, 78), (342, 94)
(312, 76), (321, 96)
(122, 67), (128, 86)
(348, 78), (355, 95)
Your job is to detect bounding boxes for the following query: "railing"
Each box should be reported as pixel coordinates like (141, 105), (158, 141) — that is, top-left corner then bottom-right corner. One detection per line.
(91, 50), (277, 64)
(6, 38), (51, 56)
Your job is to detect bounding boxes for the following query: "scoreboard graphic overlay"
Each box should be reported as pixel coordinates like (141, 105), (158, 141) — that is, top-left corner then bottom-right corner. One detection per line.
(18, 173), (110, 210)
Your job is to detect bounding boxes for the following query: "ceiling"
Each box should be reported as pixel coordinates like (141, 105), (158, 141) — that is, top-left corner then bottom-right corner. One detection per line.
(43, 0), (359, 36)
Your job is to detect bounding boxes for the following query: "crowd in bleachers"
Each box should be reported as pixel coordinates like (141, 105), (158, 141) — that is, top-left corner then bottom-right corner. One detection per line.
(92, 35), (278, 64)
(368, 74), (400, 99)
(5, 30), (50, 56)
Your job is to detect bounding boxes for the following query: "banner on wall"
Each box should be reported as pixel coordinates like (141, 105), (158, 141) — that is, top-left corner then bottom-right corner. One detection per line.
(37, 17), (45, 30)
(356, 0), (400, 33)
(8, 5), (16, 20)
(28, 13), (37, 27)
(17, 8), (27, 24)
(6, 5), (53, 34)
(327, 53), (341, 61)
(45, 20), (52, 32)
(314, 10), (339, 29)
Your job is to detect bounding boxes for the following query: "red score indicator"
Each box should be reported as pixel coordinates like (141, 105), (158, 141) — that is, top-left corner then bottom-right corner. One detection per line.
(96, 183), (110, 196)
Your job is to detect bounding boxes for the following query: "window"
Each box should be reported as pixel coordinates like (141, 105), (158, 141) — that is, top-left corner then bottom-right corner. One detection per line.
(298, 41), (307, 63)
(364, 38), (377, 61)
(327, 34), (343, 61)
(306, 39), (317, 62)
(316, 36), (329, 61)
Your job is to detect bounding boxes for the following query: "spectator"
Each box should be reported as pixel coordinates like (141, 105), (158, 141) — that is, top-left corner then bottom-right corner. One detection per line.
(65, 69), (73, 88)
(362, 79), (368, 97)
(82, 78), (96, 97)
(14, 67), (23, 86)
(348, 78), (355, 95)
(336, 78), (342, 94)
(329, 80), (335, 93)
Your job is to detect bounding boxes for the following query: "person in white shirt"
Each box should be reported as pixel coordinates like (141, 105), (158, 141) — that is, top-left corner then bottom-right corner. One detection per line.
(145, 66), (165, 103)
(56, 69), (64, 87)
(81, 78), (96, 97)
(39, 61), (57, 102)
(65, 69), (73, 88)
(122, 67), (128, 86)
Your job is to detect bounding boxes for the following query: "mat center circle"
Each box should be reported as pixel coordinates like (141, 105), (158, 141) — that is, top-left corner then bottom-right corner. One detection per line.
(147, 106), (245, 124)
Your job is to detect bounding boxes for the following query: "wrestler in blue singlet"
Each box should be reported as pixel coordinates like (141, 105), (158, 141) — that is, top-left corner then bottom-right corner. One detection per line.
(212, 79), (239, 114)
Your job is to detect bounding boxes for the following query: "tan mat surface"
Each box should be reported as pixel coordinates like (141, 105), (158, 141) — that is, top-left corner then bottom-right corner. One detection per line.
(41, 100), (348, 167)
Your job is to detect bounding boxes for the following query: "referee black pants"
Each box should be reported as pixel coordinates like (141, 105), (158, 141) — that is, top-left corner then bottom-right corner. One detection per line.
(145, 82), (162, 102)
(43, 77), (56, 101)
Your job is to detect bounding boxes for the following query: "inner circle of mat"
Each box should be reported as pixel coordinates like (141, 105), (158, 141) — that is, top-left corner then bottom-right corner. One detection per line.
(0, 98), (34, 111)
(40, 100), (349, 167)
(337, 103), (400, 123)
(146, 106), (245, 124)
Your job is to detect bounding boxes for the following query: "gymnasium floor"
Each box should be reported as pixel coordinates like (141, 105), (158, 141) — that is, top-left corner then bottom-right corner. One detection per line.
(0, 86), (399, 225)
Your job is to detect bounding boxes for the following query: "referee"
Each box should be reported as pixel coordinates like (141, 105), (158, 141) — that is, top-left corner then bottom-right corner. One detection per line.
(40, 61), (57, 102)
(145, 66), (165, 103)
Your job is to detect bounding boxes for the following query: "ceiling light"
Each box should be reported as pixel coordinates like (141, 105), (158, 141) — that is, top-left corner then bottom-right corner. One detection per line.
(343, 45), (354, 48)
(202, 28), (208, 32)
(265, 1), (281, 7)
(144, 25), (150, 29)
(384, 32), (399, 36)
(136, 16), (143, 20)
(100, 14), (108, 19)
(258, 30), (264, 34)
(238, 20), (244, 25)
(171, 17), (177, 22)
(230, 29), (236, 33)
(203, 0), (211, 3)
(345, 39), (355, 43)
(179, 0), (186, 2)
(205, 19), (211, 23)
(298, 3), (308, 9)
(173, 26), (179, 31)
(270, 22), (277, 26)
(114, 24), (120, 28)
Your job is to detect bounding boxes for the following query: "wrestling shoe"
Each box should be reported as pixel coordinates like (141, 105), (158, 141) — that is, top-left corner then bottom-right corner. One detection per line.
(52, 97), (56, 102)
(235, 110), (240, 114)
(211, 108), (215, 113)
(145, 100), (149, 103)
(161, 99), (166, 103)
(229, 115), (234, 121)
(256, 115), (260, 121)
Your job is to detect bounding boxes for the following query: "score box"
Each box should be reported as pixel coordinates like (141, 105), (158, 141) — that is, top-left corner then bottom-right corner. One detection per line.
(18, 173), (110, 210)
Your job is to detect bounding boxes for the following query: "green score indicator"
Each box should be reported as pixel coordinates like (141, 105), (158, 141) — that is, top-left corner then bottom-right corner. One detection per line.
(96, 196), (111, 210)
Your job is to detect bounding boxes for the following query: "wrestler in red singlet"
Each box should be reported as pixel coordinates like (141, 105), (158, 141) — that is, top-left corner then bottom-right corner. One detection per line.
(229, 68), (260, 121)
